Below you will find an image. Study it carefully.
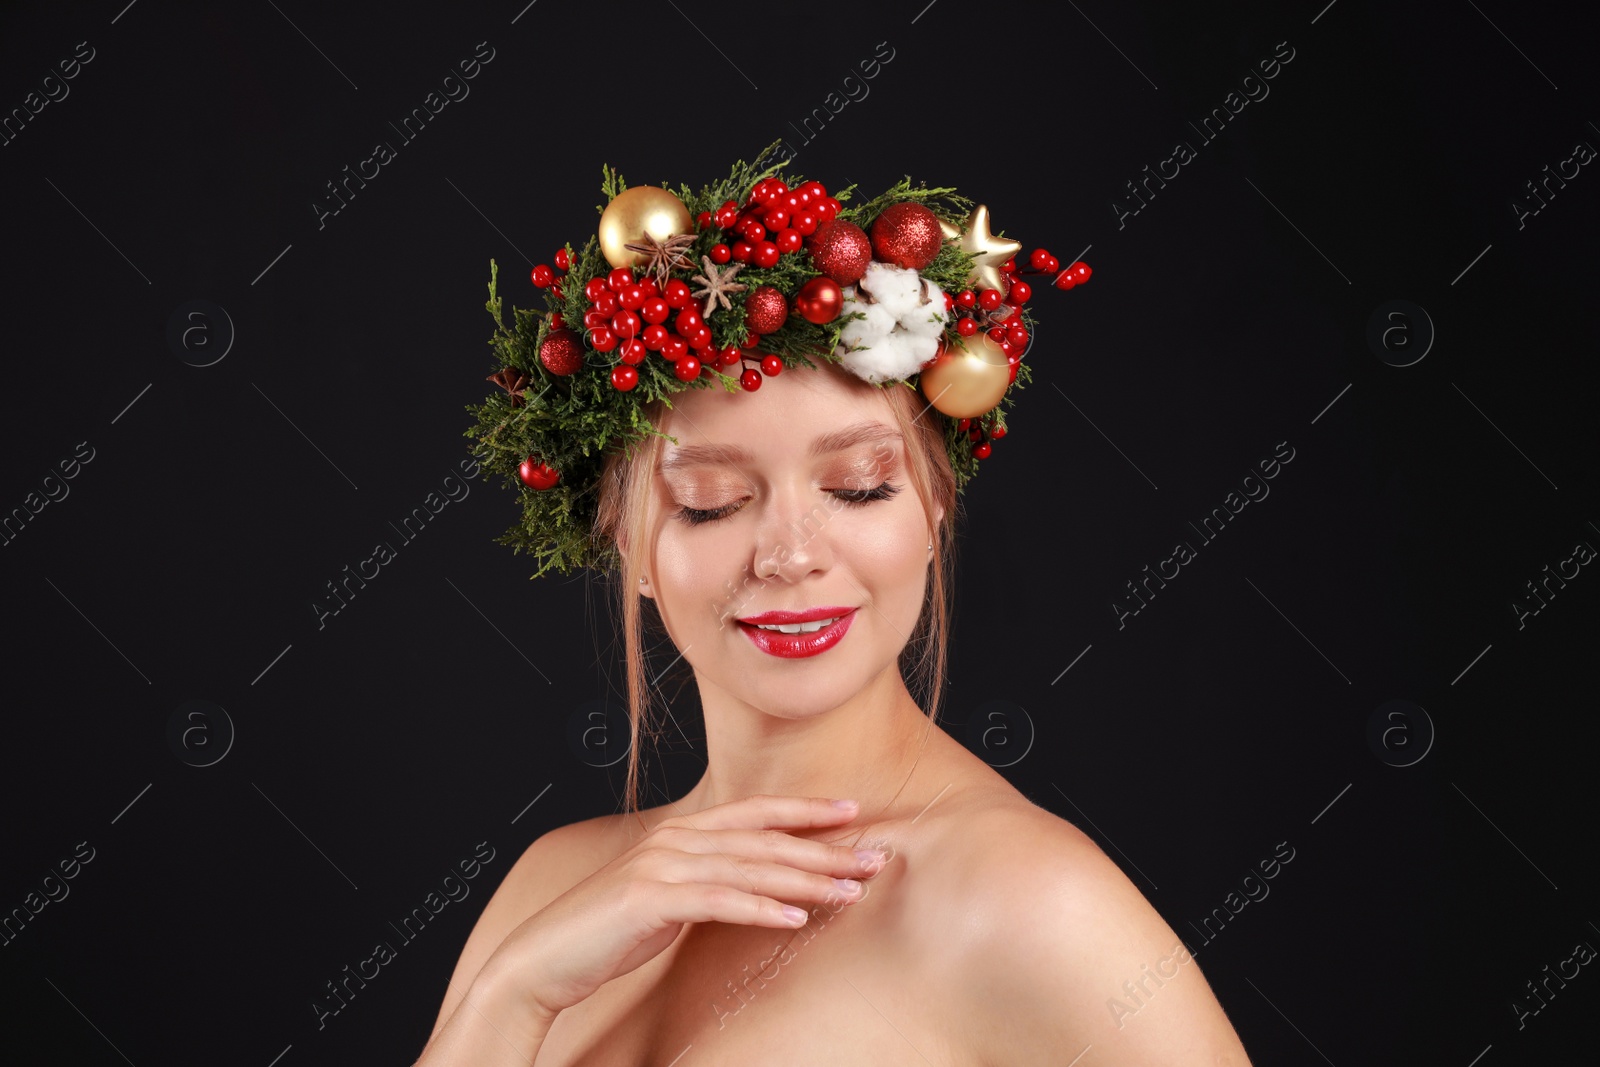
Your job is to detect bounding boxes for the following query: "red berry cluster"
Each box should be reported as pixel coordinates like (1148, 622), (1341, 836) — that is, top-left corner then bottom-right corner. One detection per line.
(956, 415), (1010, 460)
(694, 177), (843, 392)
(948, 249), (1092, 383)
(529, 245), (572, 303)
(577, 266), (739, 391)
(701, 178), (842, 271)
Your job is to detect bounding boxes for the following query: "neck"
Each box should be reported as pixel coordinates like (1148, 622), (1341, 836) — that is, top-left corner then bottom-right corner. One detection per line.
(678, 664), (935, 819)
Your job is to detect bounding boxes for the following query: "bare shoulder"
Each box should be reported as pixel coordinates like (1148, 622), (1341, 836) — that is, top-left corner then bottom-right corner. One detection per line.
(424, 806), (655, 1040)
(912, 792), (1252, 1066)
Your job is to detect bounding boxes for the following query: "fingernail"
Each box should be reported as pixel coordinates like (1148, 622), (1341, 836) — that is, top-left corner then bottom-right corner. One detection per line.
(833, 878), (863, 895)
(855, 848), (886, 868)
(782, 905), (808, 924)
(832, 798), (859, 809)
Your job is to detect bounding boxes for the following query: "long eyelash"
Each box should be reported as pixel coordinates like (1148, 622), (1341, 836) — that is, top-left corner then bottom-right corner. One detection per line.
(831, 481), (904, 507)
(672, 481), (904, 527)
(674, 501), (741, 527)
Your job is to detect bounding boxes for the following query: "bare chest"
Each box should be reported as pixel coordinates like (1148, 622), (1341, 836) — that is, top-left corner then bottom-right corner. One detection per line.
(534, 872), (970, 1066)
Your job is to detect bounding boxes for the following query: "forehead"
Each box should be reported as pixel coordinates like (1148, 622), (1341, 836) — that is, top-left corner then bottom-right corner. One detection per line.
(659, 420), (902, 473)
(656, 361), (904, 473)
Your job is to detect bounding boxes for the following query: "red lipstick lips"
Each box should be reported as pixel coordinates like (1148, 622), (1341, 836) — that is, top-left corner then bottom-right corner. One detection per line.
(735, 606), (858, 658)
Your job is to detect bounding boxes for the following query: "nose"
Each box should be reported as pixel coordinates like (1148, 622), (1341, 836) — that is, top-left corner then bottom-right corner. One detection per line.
(751, 487), (836, 581)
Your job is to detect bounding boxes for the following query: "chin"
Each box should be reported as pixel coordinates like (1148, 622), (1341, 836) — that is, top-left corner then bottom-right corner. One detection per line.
(698, 640), (885, 720)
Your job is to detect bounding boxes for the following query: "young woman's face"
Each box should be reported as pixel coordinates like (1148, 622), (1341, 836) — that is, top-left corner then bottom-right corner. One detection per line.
(641, 361), (942, 720)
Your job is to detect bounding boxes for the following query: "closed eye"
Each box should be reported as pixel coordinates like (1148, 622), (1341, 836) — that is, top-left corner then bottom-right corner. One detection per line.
(673, 481), (904, 527)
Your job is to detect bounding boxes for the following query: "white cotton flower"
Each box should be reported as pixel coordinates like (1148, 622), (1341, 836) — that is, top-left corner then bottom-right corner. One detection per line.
(834, 261), (949, 384)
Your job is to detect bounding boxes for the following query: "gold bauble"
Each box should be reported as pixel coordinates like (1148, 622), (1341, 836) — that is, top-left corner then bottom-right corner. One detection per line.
(598, 186), (695, 269)
(948, 204), (1023, 296)
(918, 333), (1012, 418)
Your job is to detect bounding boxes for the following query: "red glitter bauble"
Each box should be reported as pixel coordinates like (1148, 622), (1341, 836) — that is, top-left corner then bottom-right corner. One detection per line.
(744, 285), (788, 334)
(803, 219), (873, 285)
(869, 203), (943, 270)
(538, 329), (585, 376)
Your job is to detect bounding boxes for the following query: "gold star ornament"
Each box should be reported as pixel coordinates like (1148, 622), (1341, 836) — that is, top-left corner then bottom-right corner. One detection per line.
(941, 204), (1023, 296)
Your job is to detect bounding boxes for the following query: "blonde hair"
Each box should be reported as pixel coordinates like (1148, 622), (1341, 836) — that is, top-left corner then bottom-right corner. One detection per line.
(591, 364), (960, 818)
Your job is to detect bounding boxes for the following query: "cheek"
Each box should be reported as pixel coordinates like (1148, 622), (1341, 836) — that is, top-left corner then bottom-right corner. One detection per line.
(653, 523), (753, 628)
(840, 496), (929, 582)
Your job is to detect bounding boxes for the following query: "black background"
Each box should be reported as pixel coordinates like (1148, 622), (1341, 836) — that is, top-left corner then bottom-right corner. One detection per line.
(2, 0), (1595, 1063)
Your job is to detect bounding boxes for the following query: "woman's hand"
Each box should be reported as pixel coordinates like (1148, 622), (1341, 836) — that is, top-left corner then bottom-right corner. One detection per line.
(476, 794), (885, 1022)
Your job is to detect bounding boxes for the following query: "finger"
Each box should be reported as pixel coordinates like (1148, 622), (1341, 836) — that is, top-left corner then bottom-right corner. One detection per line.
(659, 794), (860, 833)
(657, 827), (885, 878)
(650, 852), (867, 908)
(642, 880), (823, 931)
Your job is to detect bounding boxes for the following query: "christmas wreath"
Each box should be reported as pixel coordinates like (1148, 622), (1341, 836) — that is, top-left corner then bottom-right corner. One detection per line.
(465, 140), (1091, 579)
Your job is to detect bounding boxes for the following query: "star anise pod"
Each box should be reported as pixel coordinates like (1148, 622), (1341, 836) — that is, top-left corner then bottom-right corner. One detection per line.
(690, 256), (748, 317)
(486, 366), (533, 407)
(623, 231), (698, 288)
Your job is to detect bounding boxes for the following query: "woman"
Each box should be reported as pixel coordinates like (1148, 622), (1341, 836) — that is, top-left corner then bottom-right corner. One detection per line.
(418, 350), (1253, 1064)
(430, 153), (1252, 1062)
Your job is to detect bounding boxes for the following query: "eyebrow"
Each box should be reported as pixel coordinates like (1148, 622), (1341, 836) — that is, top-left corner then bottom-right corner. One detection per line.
(659, 421), (902, 473)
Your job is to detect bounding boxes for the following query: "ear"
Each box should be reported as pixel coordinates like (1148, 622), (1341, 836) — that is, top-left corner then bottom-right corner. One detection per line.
(617, 532), (655, 599)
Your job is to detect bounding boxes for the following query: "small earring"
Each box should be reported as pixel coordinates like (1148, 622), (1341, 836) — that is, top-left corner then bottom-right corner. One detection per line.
(639, 576), (647, 584)
(927, 543), (933, 550)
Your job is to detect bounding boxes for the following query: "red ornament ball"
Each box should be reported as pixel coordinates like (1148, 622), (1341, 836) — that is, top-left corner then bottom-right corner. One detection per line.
(739, 367), (763, 391)
(710, 243), (732, 264)
(761, 354), (783, 377)
(869, 203), (943, 270)
(554, 248), (570, 271)
(674, 356), (702, 382)
(530, 264), (555, 287)
(518, 458), (560, 490)
(744, 285), (789, 334)
(538, 329), (584, 376)
(611, 364), (638, 391)
(793, 277), (842, 324)
(804, 219), (873, 285)
(973, 441), (993, 460)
